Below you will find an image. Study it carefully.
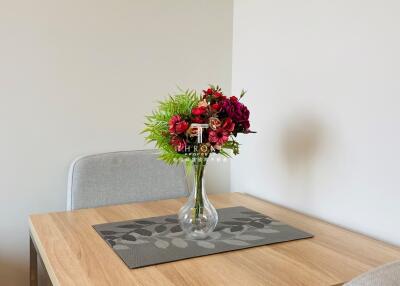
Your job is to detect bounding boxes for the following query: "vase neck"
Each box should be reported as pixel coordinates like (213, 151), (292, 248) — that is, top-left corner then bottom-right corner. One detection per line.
(193, 157), (206, 186)
(192, 158), (207, 219)
(192, 157), (207, 168)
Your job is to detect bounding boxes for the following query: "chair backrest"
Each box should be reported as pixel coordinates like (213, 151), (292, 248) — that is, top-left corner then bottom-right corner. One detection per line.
(67, 150), (188, 210)
(344, 260), (400, 286)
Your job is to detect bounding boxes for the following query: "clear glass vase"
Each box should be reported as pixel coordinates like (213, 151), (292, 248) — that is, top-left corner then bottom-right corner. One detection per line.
(178, 158), (218, 239)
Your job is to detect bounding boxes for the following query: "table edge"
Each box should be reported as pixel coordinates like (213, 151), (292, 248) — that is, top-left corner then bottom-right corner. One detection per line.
(29, 218), (61, 286)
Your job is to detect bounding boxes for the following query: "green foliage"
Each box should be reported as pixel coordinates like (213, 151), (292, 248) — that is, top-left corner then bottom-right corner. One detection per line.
(239, 89), (247, 100)
(142, 89), (200, 165)
(223, 140), (240, 155)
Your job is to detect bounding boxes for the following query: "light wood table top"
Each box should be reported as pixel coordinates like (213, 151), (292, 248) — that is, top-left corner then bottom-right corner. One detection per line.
(29, 192), (400, 286)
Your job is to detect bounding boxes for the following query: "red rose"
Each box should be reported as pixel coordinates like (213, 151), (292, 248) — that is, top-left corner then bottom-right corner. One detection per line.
(230, 96), (238, 102)
(214, 91), (223, 98)
(168, 115), (181, 133)
(170, 136), (186, 152)
(211, 103), (221, 111)
(175, 121), (189, 134)
(168, 115), (189, 135)
(202, 88), (213, 98)
(192, 106), (207, 116)
(222, 118), (235, 132)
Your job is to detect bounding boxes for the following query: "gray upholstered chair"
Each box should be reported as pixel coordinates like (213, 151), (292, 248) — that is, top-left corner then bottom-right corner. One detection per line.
(67, 150), (188, 210)
(344, 260), (400, 286)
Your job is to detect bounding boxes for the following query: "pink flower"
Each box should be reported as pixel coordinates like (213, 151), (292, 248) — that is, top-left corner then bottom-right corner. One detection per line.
(170, 136), (186, 152)
(209, 128), (229, 145)
(209, 117), (221, 130)
(168, 115), (189, 135)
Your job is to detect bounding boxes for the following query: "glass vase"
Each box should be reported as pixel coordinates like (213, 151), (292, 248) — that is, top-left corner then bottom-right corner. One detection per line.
(178, 158), (218, 239)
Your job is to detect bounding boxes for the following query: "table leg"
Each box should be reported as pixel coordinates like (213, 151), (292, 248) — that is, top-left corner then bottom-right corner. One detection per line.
(30, 234), (38, 286)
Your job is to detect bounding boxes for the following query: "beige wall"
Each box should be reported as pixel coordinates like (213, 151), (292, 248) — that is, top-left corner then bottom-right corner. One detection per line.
(232, 0), (400, 245)
(0, 1), (233, 285)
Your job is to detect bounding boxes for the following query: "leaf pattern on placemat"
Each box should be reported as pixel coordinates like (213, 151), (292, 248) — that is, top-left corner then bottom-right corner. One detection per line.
(155, 239), (169, 249)
(155, 225), (167, 233)
(230, 225), (244, 232)
(133, 229), (152, 236)
(135, 220), (155, 225)
(118, 224), (143, 229)
(95, 207), (286, 252)
(196, 241), (215, 249)
(92, 206), (314, 269)
(170, 225), (182, 233)
(171, 238), (188, 248)
(121, 234), (136, 241)
(249, 221), (264, 228)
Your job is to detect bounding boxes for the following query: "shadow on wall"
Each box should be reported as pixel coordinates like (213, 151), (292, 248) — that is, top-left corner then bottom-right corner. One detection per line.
(280, 113), (325, 208)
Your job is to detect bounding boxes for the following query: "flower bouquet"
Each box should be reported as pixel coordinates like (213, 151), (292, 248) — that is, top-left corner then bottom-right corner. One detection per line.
(143, 85), (254, 239)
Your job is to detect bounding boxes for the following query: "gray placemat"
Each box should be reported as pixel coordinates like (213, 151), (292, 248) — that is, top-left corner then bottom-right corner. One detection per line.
(93, 206), (313, 269)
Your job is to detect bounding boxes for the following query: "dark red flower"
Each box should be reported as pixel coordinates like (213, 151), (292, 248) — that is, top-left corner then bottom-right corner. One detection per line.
(214, 91), (223, 98)
(220, 99), (251, 131)
(192, 116), (205, 123)
(211, 103), (221, 111)
(202, 88), (213, 98)
(176, 121), (189, 134)
(209, 128), (229, 145)
(170, 136), (186, 152)
(222, 118), (235, 132)
(192, 106), (207, 116)
(230, 96), (238, 102)
(168, 115), (189, 135)
(242, 120), (250, 131)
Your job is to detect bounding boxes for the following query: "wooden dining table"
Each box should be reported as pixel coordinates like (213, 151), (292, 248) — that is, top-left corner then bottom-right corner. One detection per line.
(29, 192), (400, 286)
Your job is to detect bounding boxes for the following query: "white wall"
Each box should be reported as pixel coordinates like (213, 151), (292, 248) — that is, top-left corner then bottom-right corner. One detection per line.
(232, 0), (400, 245)
(0, 1), (232, 285)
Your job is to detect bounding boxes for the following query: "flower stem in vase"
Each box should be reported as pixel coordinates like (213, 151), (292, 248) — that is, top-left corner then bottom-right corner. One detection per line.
(193, 158), (206, 221)
(179, 155), (217, 239)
